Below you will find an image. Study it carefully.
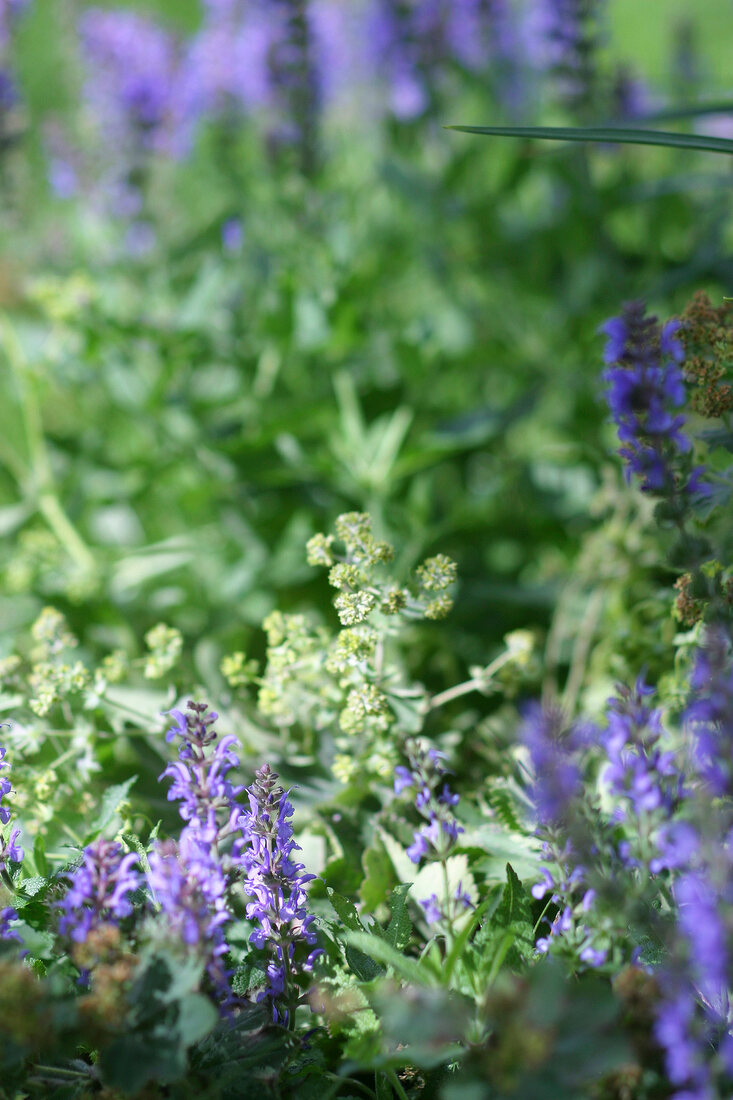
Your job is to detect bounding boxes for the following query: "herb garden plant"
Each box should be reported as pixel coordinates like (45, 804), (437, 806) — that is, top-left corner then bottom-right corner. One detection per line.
(3, 1), (733, 1098)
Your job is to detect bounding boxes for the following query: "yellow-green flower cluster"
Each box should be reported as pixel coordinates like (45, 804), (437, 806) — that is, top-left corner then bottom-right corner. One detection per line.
(220, 651), (259, 688)
(143, 623), (183, 680)
(28, 608), (90, 716)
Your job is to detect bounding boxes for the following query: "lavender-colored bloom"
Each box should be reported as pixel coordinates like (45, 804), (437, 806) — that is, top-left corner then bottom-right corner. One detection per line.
(180, 6), (273, 121)
(650, 820), (700, 875)
(0, 0), (29, 51)
(675, 872), (728, 1011)
(0, 905), (20, 942)
(0, 742), (23, 872)
(602, 676), (684, 826)
(609, 64), (653, 120)
(78, 9), (184, 157)
(240, 763), (321, 1025)
(653, 986), (706, 1087)
(148, 830), (232, 1000)
(394, 741), (464, 867)
(685, 627), (733, 797)
(522, 0), (604, 111)
(520, 703), (582, 827)
(601, 301), (704, 496)
(57, 839), (140, 943)
(221, 217), (243, 252)
(419, 885), (474, 927)
(161, 701), (244, 852)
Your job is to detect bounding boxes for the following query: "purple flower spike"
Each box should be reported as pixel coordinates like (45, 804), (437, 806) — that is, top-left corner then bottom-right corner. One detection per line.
(240, 764), (321, 1026)
(0, 742), (23, 874)
(160, 701), (244, 851)
(394, 740), (464, 870)
(57, 839), (140, 943)
(600, 301), (705, 498)
(602, 677), (685, 837)
(520, 704), (583, 827)
(148, 830), (233, 1001)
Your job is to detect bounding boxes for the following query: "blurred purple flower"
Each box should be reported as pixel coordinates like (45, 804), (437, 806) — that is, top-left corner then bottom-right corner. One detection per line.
(602, 676), (685, 825)
(148, 830), (233, 1001)
(523, 0), (604, 110)
(520, 703), (583, 827)
(79, 8), (185, 157)
(57, 839), (140, 943)
(0, 0), (29, 51)
(601, 300), (705, 496)
(221, 217), (243, 252)
(685, 626), (733, 797)
(0, 742), (23, 872)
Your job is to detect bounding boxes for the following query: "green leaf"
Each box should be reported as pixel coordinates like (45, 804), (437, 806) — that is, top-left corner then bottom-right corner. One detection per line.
(448, 123), (733, 156)
(345, 943), (385, 983)
(494, 863), (532, 931)
(32, 836), (49, 878)
(176, 992), (218, 1047)
(121, 831), (153, 876)
(346, 931), (429, 986)
(475, 863), (534, 973)
(84, 776), (137, 843)
(327, 887), (365, 933)
(642, 98), (733, 123)
(359, 836), (397, 913)
(443, 885), (503, 986)
(383, 883), (412, 950)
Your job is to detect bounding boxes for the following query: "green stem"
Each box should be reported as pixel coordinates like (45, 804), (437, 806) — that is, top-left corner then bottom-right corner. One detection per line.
(533, 895), (554, 936)
(31, 1064), (89, 1081)
(323, 1074), (376, 1100)
(386, 1069), (410, 1100)
(1, 318), (96, 574)
(429, 650), (515, 710)
(1, 867), (17, 893)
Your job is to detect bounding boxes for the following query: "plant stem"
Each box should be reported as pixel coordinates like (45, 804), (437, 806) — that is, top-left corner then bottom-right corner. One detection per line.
(386, 1069), (410, 1100)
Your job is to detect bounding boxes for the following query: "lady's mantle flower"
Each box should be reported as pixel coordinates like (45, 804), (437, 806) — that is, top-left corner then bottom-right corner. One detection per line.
(57, 839), (140, 943)
(240, 763), (322, 1025)
(601, 300), (705, 498)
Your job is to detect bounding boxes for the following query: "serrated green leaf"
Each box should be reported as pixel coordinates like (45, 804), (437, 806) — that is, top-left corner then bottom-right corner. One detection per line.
(475, 863), (534, 973)
(494, 863), (532, 931)
(121, 831), (152, 876)
(345, 943), (385, 982)
(84, 776), (137, 843)
(383, 883), (412, 950)
(448, 123), (733, 156)
(327, 887), (365, 933)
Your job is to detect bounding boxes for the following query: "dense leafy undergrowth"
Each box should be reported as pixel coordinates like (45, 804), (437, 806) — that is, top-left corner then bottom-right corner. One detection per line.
(3, 1), (733, 1098)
